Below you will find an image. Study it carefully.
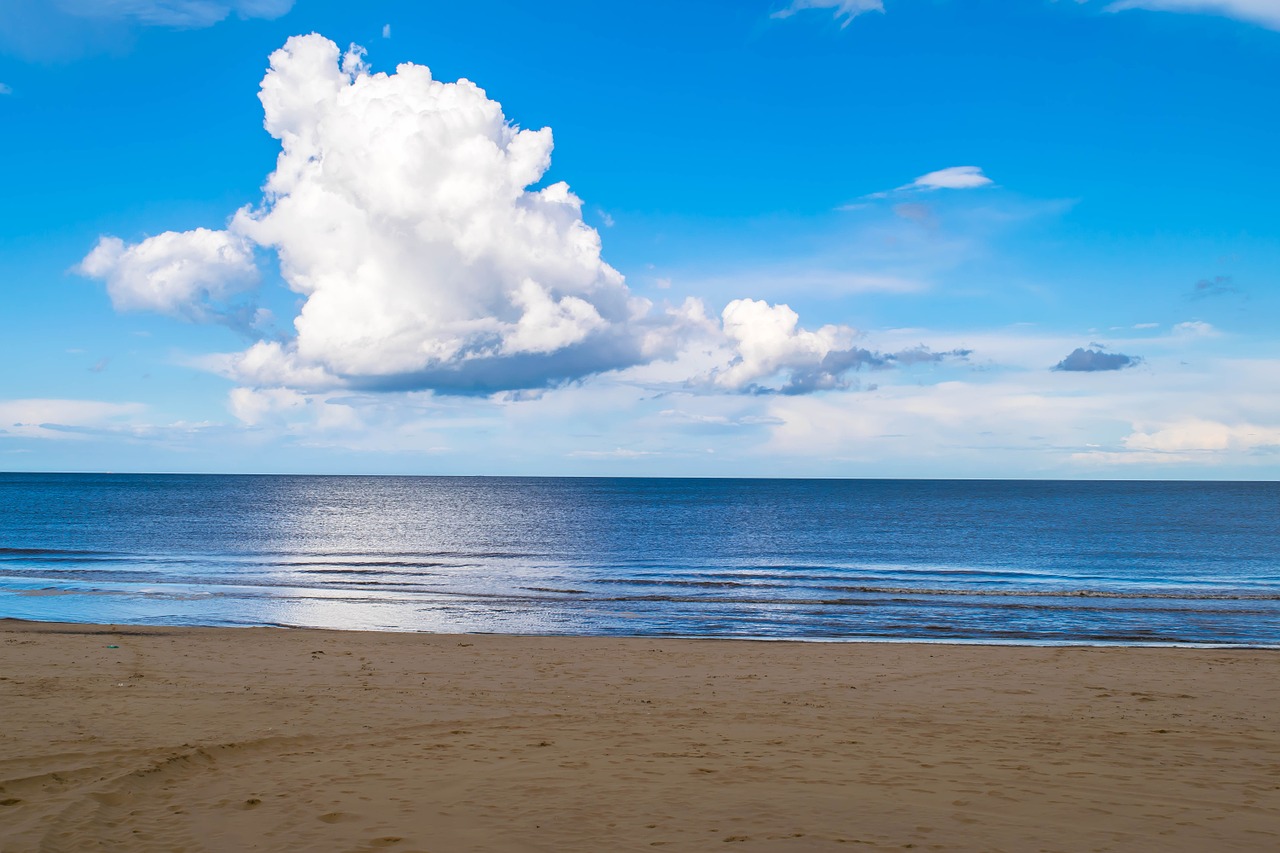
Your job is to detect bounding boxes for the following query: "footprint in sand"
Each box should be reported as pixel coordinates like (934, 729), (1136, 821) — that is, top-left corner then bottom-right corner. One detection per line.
(318, 812), (355, 823)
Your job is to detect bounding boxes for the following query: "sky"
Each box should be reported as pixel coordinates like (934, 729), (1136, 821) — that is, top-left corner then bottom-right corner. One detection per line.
(1, 0), (1277, 478)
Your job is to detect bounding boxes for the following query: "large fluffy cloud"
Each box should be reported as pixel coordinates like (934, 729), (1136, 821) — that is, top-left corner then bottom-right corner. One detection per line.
(80, 34), (706, 394)
(83, 33), (915, 398)
(80, 34), (965, 399)
(231, 35), (679, 392)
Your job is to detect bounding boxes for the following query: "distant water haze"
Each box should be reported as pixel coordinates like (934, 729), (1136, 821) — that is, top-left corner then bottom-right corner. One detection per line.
(2, 474), (1277, 645)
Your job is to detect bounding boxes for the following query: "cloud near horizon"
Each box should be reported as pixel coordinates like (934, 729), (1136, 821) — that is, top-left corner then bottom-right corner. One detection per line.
(0, 398), (147, 440)
(81, 34), (954, 400)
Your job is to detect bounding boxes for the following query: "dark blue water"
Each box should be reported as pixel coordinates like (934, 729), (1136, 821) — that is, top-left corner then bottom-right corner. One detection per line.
(2, 473), (1278, 645)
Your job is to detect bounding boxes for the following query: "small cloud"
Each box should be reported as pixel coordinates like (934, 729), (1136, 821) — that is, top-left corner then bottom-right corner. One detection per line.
(77, 228), (260, 326)
(382, 23), (391, 38)
(89, 358), (109, 373)
(771, 0), (884, 28)
(1173, 320), (1217, 338)
(1190, 275), (1238, 298)
(596, 209), (615, 228)
(654, 277), (672, 290)
(1133, 322), (1159, 329)
(905, 166), (993, 191)
(1052, 347), (1140, 372)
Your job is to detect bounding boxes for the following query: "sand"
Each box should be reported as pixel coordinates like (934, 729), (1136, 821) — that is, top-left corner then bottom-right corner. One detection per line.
(1, 621), (1277, 852)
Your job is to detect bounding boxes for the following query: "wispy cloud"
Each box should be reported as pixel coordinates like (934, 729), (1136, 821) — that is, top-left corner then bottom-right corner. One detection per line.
(771, 0), (884, 28)
(568, 448), (659, 458)
(857, 166), (995, 201)
(773, 0), (1280, 32)
(0, 0), (296, 61)
(1107, 0), (1280, 31)
(1191, 274), (1239, 298)
(54, 0), (295, 28)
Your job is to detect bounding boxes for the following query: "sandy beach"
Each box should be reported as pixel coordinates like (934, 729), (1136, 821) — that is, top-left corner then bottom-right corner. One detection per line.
(1, 621), (1277, 852)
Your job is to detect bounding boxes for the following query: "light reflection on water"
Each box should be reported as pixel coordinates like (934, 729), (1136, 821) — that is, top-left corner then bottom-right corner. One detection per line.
(2, 474), (1279, 645)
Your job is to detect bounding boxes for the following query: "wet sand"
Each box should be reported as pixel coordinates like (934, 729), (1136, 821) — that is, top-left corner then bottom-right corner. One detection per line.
(1, 620), (1278, 852)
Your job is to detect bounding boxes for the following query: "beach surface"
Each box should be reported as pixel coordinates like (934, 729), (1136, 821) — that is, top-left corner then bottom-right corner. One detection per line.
(1, 621), (1277, 852)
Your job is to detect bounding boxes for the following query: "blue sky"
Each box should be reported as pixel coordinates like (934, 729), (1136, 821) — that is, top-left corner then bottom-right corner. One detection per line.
(1, 0), (1277, 477)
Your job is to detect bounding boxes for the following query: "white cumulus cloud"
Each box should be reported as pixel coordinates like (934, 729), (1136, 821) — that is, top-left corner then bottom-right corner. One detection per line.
(713, 299), (857, 392)
(82, 34), (703, 394)
(1107, 0), (1280, 30)
(82, 34), (959, 401)
(700, 300), (968, 394)
(78, 228), (258, 324)
(771, 0), (884, 28)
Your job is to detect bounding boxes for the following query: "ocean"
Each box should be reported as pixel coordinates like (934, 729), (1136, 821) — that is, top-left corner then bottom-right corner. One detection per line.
(1, 473), (1277, 646)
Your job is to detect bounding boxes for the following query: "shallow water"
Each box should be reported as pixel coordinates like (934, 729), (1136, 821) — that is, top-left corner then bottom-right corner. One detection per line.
(2, 473), (1278, 645)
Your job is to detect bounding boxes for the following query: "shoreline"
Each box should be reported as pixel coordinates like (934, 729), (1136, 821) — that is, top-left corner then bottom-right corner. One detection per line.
(5, 614), (1280, 650)
(4, 620), (1279, 851)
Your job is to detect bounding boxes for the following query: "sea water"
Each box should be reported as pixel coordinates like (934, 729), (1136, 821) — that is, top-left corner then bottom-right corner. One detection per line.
(1, 473), (1277, 645)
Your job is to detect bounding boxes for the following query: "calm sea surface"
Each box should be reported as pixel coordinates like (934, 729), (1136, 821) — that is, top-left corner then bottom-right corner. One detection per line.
(2, 473), (1278, 645)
